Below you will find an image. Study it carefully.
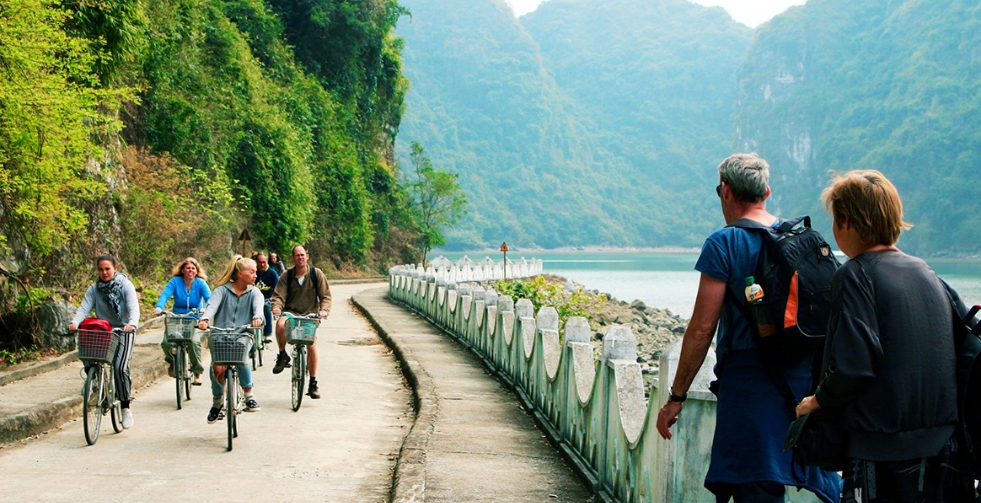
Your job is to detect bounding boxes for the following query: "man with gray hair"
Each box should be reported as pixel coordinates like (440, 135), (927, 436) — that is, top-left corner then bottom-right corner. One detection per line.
(655, 153), (840, 502)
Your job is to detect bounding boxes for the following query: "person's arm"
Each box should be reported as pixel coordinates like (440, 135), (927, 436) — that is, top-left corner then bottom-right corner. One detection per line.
(197, 279), (211, 310)
(656, 273), (725, 440)
(250, 289), (264, 327)
(198, 286), (224, 329)
(270, 272), (287, 314)
(154, 277), (177, 313)
(69, 285), (97, 329)
(813, 264), (880, 409)
(123, 278), (140, 330)
(317, 272), (332, 318)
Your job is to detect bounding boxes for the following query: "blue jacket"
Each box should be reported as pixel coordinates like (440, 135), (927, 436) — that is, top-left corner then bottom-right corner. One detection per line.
(155, 276), (211, 316)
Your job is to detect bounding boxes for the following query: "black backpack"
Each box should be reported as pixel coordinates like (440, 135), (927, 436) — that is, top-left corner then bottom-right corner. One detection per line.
(728, 216), (840, 412)
(946, 283), (981, 495)
(730, 216), (841, 356)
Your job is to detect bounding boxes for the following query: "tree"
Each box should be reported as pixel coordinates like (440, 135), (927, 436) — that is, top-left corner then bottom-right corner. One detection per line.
(407, 142), (467, 265)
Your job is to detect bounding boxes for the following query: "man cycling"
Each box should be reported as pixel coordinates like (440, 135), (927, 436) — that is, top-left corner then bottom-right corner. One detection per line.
(270, 245), (331, 399)
(254, 252), (279, 344)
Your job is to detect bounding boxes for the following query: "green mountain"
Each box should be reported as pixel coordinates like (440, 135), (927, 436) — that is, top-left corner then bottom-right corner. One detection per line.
(736, 0), (981, 256)
(395, 0), (752, 249)
(397, 0), (981, 257)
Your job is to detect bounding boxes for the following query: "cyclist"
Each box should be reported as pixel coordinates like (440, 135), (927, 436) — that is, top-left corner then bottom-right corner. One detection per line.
(67, 255), (140, 429)
(269, 252), (286, 276)
(270, 245), (331, 399)
(254, 252), (279, 344)
(153, 257), (211, 385)
(197, 255), (264, 423)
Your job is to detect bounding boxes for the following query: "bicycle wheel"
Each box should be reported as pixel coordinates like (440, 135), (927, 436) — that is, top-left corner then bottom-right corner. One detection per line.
(109, 373), (122, 434)
(110, 400), (122, 433)
(82, 366), (103, 445)
(226, 368), (236, 451)
(175, 345), (185, 409)
(291, 345), (306, 412)
(257, 336), (264, 368)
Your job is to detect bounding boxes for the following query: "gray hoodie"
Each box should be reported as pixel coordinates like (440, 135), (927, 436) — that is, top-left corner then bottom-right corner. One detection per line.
(202, 283), (263, 329)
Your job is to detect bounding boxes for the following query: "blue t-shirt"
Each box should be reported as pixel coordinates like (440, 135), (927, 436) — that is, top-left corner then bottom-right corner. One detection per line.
(695, 223), (840, 502)
(155, 276), (211, 317)
(695, 225), (765, 364)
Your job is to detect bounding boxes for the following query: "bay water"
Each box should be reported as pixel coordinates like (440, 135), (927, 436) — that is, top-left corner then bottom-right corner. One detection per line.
(435, 250), (981, 320)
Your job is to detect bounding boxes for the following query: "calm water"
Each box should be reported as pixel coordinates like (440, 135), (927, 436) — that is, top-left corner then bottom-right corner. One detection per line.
(435, 250), (981, 319)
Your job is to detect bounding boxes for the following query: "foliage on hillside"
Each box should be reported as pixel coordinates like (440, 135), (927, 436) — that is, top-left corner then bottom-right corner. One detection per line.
(0, 0), (421, 356)
(394, 0), (752, 249)
(736, 0), (981, 255)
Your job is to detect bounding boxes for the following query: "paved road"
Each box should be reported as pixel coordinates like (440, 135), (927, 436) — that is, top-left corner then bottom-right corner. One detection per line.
(0, 283), (411, 503)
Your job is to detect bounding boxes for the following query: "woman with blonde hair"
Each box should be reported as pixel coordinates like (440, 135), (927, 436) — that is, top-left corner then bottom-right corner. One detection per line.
(197, 256), (264, 424)
(154, 257), (211, 384)
(797, 170), (971, 502)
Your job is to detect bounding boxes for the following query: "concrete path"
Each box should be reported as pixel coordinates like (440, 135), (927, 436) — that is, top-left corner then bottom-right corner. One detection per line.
(0, 282), (595, 502)
(0, 283), (411, 502)
(353, 287), (596, 503)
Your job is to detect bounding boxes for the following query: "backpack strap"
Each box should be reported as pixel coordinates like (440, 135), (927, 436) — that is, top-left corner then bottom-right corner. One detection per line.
(724, 218), (801, 416)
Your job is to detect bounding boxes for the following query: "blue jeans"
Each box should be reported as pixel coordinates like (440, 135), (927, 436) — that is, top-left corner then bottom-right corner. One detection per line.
(262, 301), (273, 338)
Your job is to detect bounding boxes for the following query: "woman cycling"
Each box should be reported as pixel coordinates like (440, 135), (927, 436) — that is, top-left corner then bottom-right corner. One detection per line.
(197, 255), (264, 423)
(153, 257), (211, 386)
(68, 255), (140, 430)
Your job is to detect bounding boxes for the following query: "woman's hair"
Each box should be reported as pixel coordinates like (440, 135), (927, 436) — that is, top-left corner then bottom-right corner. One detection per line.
(820, 169), (912, 247)
(214, 255), (256, 287)
(95, 254), (117, 267)
(718, 153), (769, 203)
(170, 257), (208, 280)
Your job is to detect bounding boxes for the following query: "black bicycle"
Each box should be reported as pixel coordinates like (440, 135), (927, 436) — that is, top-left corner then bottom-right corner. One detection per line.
(163, 311), (198, 409)
(208, 327), (252, 451)
(70, 328), (128, 445)
(285, 314), (319, 411)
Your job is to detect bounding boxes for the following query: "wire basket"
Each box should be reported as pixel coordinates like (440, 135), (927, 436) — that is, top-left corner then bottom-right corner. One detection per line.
(165, 316), (197, 342)
(209, 332), (251, 366)
(287, 318), (318, 345)
(78, 330), (119, 364)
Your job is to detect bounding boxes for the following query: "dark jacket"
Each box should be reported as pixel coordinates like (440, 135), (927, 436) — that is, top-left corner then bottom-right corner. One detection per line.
(815, 251), (957, 461)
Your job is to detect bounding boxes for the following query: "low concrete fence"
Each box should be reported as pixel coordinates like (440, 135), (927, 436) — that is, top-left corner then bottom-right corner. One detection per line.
(389, 255), (543, 283)
(388, 271), (822, 503)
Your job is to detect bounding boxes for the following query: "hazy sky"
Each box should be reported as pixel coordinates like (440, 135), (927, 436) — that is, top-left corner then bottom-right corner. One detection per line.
(505, 0), (807, 27)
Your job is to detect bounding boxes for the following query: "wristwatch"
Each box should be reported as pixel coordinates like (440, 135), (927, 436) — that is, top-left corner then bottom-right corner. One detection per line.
(669, 387), (688, 403)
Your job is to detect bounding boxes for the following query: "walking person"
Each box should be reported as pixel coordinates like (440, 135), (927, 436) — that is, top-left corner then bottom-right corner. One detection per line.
(270, 245), (331, 399)
(197, 256), (265, 423)
(655, 153), (839, 502)
(796, 170), (971, 502)
(269, 252), (286, 276)
(68, 255), (141, 429)
(153, 257), (211, 385)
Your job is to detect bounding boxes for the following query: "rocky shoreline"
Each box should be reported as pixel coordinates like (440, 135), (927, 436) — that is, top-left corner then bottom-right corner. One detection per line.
(476, 275), (690, 397)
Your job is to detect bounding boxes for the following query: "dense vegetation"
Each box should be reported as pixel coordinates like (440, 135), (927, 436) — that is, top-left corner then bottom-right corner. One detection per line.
(0, 0), (421, 358)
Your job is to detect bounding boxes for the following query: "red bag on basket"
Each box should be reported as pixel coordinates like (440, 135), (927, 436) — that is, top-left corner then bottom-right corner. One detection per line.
(79, 317), (112, 332)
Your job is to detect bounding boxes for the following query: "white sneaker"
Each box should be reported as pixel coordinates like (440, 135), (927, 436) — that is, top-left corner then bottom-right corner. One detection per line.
(121, 408), (134, 429)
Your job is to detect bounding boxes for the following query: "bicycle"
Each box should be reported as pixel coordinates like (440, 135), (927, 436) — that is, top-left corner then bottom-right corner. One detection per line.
(251, 306), (267, 371)
(284, 314), (320, 411)
(163, 311), (198, 409)
(70, 328), (129, 445)
(208, 327), (252, 451)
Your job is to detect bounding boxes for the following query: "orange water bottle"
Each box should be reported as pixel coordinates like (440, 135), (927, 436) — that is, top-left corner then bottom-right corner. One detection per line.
(745, 276), (776, 337)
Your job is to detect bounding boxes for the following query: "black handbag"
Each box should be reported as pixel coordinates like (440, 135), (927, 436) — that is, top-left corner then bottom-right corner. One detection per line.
(784, 409), (847, 471)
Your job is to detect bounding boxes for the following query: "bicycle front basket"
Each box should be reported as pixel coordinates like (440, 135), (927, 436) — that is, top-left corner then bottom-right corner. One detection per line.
(287, 318), (318, 345)
(209, 333), (250, 366)
(165, 316), (196, 341)
(78, 330), (119, 364)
